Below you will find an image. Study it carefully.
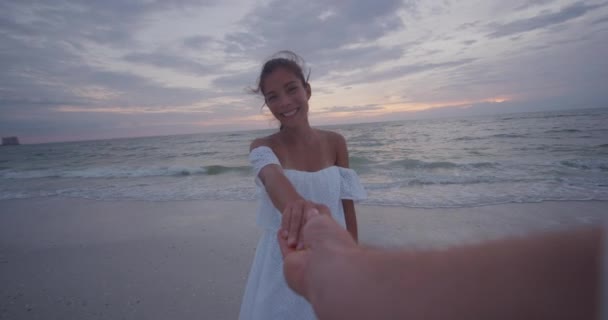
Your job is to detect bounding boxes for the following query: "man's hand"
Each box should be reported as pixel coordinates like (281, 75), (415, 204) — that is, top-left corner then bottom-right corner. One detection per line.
(277, 202), (358, 298)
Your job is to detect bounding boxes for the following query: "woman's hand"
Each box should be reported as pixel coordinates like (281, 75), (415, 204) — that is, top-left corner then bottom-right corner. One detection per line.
(281, 199), (317, 249)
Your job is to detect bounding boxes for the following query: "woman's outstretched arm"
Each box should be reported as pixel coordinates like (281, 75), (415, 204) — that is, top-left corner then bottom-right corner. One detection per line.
(251, 138), (307, 248)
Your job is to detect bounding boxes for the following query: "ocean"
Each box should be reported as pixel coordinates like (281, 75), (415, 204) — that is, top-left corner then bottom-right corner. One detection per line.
(1, 108), (607, 208)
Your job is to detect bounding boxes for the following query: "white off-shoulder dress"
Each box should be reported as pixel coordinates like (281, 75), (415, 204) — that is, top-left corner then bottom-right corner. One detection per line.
(239, 146), (367, 320)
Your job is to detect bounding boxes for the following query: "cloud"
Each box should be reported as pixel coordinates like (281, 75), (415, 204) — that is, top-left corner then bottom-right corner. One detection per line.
(202, 101), (262, 118)
(321, 104), (384, 113)
(210, 44), (408, 93)
(0, 1), (221, 116)
(311, 45), (407, 79)
(182, 35), (216, 50)
(1, 0), (607, 143)
(211, 68), (261, 93)
(342, 58), (478, 86)
(0, 1), (216, 47)
(78, 69), (214, 107)
(0, 34), (89, 107)
(403, 25), (608, 105)
(413, 97), (605, 119)
(0, 107), (219, 143)
(487, 2), (603, 38)
(221, 0), (413, 74)
(514, 0), (557, 11)
(0, 31), (213, 110)
(591, 16), (608, 25)
(123, 52), (221, 76)
(457, 20), (481, 31)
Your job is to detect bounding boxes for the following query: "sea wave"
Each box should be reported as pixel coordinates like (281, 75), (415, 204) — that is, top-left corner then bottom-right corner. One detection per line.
(452, 136), (484, 141)
(0, 165), (251, 179)
(349, 156), (375, 165)
(406, 176), (500, 186)
(180, 151), (219, 157)
(108, 146), (161, 152)
(204, 165), (250, 175)
(388, 159), (497, 170)
(351, 141), (386, 147)
(559, 159), (608, 171)
(544, 129), (582, 134)
(489, 133), (528, 138)
(452, 133), (526, 141)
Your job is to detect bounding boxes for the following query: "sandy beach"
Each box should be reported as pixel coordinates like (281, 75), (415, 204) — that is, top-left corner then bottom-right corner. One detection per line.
(0, 198), (606, 319)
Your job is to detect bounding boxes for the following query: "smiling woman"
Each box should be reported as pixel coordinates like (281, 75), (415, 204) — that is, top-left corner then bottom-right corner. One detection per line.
(238, 51), (367, 319)
(249, 51), (312, 130)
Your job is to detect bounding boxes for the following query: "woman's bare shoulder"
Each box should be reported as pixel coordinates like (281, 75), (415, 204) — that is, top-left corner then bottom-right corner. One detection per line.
(250, 133), (281, 151)
(315, 129), (346, 147)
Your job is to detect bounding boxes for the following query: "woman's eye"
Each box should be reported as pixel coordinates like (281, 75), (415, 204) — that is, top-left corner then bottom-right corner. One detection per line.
(288, 87), (296, 93)
(266, 96), (276, 102)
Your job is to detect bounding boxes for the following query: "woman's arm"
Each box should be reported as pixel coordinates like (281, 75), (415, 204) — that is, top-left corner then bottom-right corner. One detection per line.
(334, 133), (358, 242)
(251, 139), (306, 247)
(342, 200), (357, 242)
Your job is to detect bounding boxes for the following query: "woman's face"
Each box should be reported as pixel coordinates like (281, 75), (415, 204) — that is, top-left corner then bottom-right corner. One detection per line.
(262, 67), (311, 128)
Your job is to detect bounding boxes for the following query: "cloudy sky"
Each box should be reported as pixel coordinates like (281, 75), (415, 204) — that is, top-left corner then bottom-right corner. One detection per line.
(1, 0), (607, 143)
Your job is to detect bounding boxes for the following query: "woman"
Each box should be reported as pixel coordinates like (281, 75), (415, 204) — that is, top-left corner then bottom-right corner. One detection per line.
(239, 51), (367, 319)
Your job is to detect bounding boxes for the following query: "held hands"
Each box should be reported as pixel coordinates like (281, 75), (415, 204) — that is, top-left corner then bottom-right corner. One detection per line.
(278, 201), (359, 298)
(281, 199), (322, 250)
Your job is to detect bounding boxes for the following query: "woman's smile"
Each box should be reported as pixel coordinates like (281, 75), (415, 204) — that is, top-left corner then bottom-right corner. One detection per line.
(281, 107), (300, 118)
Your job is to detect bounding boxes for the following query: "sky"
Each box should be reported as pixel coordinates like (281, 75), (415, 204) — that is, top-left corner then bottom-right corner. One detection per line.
(1, 0), (607, 143)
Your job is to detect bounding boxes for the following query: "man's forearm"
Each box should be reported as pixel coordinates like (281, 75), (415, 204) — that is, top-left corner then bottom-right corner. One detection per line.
(309, 227), (603, 320)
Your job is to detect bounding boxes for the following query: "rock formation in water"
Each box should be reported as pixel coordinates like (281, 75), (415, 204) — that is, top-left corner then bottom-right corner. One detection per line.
(1, 136), (20, 146)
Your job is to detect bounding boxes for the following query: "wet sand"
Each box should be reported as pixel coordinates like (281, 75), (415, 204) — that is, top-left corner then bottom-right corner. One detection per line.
(1, 198), (605, 319)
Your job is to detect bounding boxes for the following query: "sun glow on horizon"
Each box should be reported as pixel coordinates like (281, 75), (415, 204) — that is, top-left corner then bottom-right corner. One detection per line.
(365, 96), (513, 115)
(488, 97), (508, 103)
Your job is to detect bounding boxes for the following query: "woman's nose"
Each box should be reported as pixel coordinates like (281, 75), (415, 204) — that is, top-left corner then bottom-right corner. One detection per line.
(277, 94), (291, 108)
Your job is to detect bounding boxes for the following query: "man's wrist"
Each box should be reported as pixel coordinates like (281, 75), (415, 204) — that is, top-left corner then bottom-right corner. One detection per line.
(307, 246), (369, 318)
